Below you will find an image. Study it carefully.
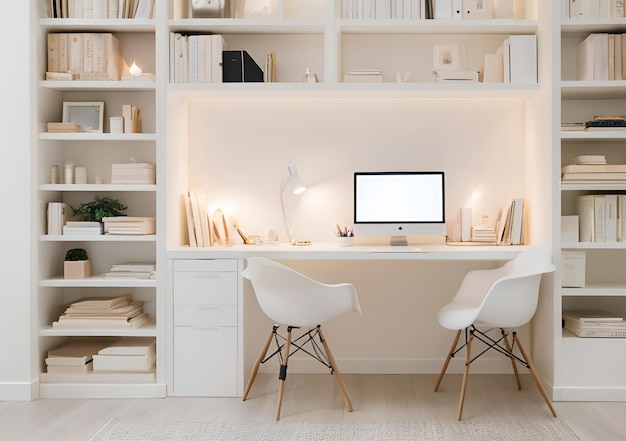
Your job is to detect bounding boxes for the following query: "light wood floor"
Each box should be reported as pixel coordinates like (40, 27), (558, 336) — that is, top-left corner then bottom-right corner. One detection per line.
(2, 374), (626, 441)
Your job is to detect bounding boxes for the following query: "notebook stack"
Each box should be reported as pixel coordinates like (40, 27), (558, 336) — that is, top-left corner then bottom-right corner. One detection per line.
(93, 337), (156, 372)
(563, 309), (626, 337)
(111, 163), (156, 184)
(103, 262), (156, 280)
(51, 294), (149, 330)
(102, 216), (156, 235)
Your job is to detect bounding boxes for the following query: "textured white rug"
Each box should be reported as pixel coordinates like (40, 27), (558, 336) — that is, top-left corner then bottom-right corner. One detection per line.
(91, 418), (572, 441)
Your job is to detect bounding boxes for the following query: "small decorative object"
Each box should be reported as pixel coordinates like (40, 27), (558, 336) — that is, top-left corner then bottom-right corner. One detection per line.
(50, 164), (60, 184)
(110, 116), (123, 133)
(74, 167), (87, 185)
(62, 101), (105, 133)
(121, 61), (156, 82)
(433, 44), (466, 72)
(122, 104), (142, 133)
(64, 160), (75, 184)
(70, 195), (127, 222)
(304, 68), (318, 83)
(64, 248), (91, 279)
(95, 176), (104, 185)
(47, 122), (79, 132)
(190, 0), (226, 18)
(336, 224), (354, 247)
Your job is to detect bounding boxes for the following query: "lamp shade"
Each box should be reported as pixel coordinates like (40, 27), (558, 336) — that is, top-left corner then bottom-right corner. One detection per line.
(287, 165), (306, 194)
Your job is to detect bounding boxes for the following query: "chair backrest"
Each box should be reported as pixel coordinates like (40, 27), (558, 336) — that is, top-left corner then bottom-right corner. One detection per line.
(476, 244), (556, 328)
(241, 257), (362, 327)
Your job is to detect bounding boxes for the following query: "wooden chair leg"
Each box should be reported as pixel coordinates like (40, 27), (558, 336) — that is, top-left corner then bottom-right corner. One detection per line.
(318, 326), (353, 412)
(242, 326), (276, 401)
(434, 329), (462, 392)
(502, 330), (521, 391)
(457, 332), (474, 421)
(513, 332), (557, 418)
(275, 327), (293, 421)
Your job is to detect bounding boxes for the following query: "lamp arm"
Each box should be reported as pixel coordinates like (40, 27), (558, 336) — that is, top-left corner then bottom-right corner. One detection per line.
(280, 178), (295, 245)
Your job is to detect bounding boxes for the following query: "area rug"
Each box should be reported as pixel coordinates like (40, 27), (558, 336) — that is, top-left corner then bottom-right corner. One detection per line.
(90, 418), (574, 441)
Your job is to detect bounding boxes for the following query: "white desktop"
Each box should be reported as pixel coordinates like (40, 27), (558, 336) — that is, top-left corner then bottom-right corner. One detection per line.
(353, 171), (446, 247)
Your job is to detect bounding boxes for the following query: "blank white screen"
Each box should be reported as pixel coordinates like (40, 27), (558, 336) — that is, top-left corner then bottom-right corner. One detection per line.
(355, 173), (444, 223)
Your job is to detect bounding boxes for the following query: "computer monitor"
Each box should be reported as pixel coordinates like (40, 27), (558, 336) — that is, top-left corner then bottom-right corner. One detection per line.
(353, 171), (446, 246)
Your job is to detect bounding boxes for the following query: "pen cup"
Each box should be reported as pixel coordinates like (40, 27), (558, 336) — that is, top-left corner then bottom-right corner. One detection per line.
(337, 236), (354, 247)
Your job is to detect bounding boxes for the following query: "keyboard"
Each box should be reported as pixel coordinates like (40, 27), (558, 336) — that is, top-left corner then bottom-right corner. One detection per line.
(366, 246), (426, 253)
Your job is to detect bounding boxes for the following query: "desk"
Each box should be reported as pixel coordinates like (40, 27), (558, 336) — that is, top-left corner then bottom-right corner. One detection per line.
(166, 244), (525, 397)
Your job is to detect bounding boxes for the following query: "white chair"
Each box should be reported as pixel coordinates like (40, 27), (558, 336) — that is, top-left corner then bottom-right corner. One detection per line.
(433, 244), (557, 421)
(241, 256), (362, 420)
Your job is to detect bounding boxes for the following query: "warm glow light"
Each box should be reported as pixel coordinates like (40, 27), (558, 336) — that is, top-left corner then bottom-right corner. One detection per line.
(129, 62), (142, 77)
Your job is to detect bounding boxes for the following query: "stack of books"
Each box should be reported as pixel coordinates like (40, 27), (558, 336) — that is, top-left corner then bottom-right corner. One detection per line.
(170, 33), (226, 83)
(62, 221), (102, 236)
(102, 216), (156, 235)
(343, 69), (383, 83)
(471, 225), (497, 243)
(44, 341), (111, 374)
(495, 198), (525, 245)
(585, 115), (626, 131)
(562, 163), (626, 182)
(577, 34), (626, 81)
(52, 294), (149, 330)
(93, 337), (156, 372)
(111, 163), (156, 185)
(104, 262), (156, 280)
(563, 310), (626, 337)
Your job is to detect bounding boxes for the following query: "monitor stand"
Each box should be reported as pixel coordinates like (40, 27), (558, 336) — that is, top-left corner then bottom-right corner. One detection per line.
(389, 235), (409, 246)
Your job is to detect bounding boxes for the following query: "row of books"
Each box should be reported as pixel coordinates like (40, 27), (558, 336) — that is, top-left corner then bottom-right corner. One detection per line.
(565, 0), (625, 19)
(111, 162), (155, 185)
(46, 0), (154, 19)
(51, 294), (150, 330)
(184, 191), (235, 247)
(576, 33), (626, 81)
(47, 33), (125, 81)
(44, 338), (155, 378)
(343, 0), (524, 20)
(576, 194), (626, 243)
(495, 198), (525, 245)
(563, 310), (626, 338)
(170, 33), (225, 84)
(103, 262), (156, 279)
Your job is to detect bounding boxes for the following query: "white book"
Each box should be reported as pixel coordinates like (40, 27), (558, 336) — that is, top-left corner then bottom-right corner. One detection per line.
(509, 198), (524, 245)
(452, 0), (462, 19)
(576, 194), (595, 242)
(605, 194), (618, 242)
(434, 0), (452, 18)
(561, 251), (586, 288)
(508, 35), (537, 84)
(620, 194), (626, 241)
(594, 194), (606, 242)
(98, 337), (156, 356)
(92, 0), (106, 18)
(93, 352), (155, 371)
(82, 0), (93, 18)
(598, 0), (611, 17)
(188, 35), (198, 84)
(375, 0), (391, 18)
(561, 215), (579, 243)
(502, 38), (510, 83)
(211, 35), (225, 83)
(563, 309), (623, 323)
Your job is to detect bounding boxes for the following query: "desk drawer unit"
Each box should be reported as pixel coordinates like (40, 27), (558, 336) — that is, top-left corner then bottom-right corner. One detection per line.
(172, 259), (239, 396)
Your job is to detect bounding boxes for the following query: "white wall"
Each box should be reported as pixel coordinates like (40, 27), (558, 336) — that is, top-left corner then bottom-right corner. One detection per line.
(0, 2), (35, 399)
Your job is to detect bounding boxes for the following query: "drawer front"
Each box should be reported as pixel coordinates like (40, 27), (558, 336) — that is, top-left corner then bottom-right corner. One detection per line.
(172, 326), (238, 397)
(174, 305), (237, 326)
(174, 271), (238, 306)
(173, 259), (237, 272)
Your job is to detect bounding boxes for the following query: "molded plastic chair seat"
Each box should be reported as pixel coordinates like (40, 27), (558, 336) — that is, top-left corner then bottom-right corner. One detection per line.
(433, 244), (557, 420)
(241, 257), (362, 420)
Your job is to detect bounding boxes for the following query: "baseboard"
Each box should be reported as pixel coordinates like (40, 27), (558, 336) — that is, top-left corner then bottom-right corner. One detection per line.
(554, 386), (626, 401)
(0, 379), (39, 401)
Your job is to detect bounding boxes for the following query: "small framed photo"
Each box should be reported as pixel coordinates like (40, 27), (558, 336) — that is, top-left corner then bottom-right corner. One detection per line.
(62, 101), (105, 133)
(433, 44), (466, 71)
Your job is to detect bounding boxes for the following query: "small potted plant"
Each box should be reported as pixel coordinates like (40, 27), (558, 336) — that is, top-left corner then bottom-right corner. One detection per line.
(70, 195), (127, 234)
(64, 248), (91, 279)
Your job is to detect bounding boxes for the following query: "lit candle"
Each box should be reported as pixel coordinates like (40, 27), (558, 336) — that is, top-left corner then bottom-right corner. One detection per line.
(129, 62), (142, 77)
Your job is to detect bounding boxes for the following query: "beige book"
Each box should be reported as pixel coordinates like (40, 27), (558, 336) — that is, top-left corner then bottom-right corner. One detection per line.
(47, 33), (60, 72)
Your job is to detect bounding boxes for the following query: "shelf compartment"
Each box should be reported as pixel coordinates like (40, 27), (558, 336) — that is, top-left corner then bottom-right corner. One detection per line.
(39, 18), (156, 32)
(562, 81), (626, 99)
(40, 80), (156, 92)
(40, 234), (157, 242)
(39, 320), (157, 336)
(39, 277), (157, 288)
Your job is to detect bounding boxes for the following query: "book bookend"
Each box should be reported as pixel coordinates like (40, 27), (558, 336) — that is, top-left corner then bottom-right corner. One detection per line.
(64, 260), (91, 279)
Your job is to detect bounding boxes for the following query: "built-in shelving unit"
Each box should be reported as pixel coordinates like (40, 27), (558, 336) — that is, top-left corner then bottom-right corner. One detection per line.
(34, 2), (163, 399)
(558, 15), (626, 400)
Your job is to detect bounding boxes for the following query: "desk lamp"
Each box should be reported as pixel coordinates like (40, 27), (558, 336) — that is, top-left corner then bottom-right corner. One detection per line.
(280, 165), (306, 245)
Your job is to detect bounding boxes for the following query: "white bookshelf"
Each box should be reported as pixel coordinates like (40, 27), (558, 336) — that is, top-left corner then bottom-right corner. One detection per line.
(34, 3), (162, 398)
(557, 14), (626, 400)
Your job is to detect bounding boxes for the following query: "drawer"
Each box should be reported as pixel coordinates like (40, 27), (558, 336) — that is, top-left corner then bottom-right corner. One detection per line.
(174, 305), (237, 326)
(174, 271), (237, 306)
(173, 326), (238, 397)
(173, 259), (237, 272)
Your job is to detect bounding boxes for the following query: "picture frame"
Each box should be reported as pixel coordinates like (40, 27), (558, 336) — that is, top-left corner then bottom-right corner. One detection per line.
(432, 44), (466, 71)
(62, 101), (105, 133)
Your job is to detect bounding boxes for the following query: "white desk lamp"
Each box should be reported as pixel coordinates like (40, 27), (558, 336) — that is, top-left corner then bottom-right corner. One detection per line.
(280, 165), (306, 245)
